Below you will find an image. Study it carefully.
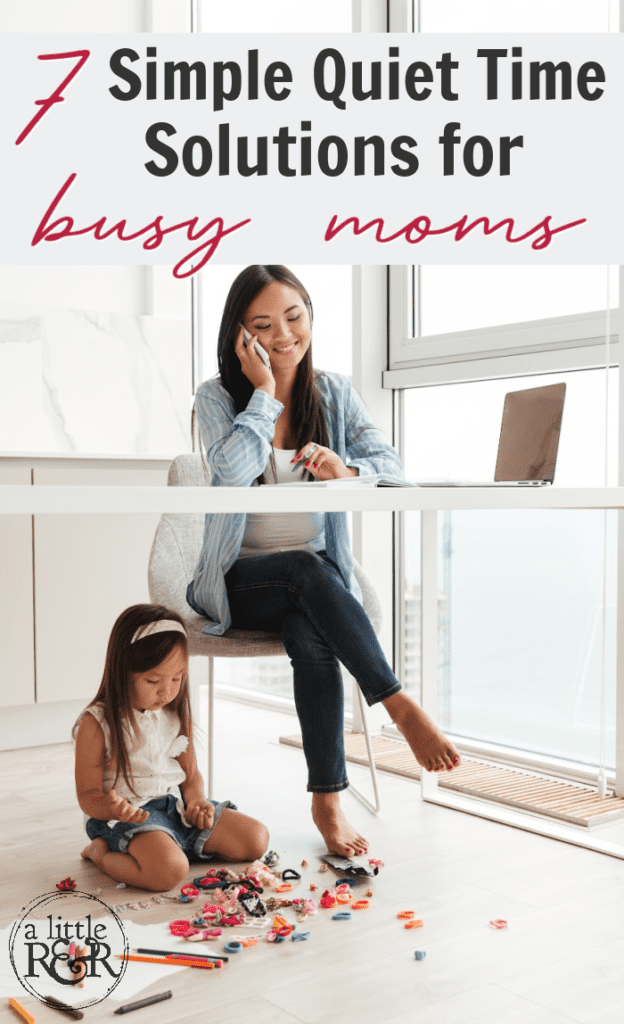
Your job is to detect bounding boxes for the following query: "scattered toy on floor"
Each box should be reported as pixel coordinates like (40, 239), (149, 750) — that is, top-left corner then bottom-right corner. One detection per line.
(321, 854), (378, 878)
(56, 877), (76, 892)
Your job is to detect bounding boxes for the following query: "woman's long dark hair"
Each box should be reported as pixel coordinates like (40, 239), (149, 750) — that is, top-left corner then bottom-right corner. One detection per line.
(73, 604), (192, 799)
(217, 265), (329, 453)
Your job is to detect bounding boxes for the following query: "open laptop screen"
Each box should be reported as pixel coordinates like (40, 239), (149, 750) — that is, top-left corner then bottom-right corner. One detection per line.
(494, 383), (566, 483)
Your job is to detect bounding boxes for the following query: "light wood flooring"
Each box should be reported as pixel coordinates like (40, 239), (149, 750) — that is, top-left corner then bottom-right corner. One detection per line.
(2, 699), (624, 1024)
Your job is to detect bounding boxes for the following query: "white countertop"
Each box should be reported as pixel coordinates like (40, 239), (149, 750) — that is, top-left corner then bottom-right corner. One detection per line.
(0, 485), (623, 515)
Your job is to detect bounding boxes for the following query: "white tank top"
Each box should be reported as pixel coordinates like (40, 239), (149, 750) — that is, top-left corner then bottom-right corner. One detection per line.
(239, 448), (325, 558)
(78, 703), (189, 826)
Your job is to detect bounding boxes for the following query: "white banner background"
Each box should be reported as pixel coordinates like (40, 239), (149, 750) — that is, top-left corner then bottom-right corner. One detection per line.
(0, 33), (622, 272)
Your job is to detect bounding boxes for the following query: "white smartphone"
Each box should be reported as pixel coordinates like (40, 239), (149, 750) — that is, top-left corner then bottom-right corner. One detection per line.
(239, 323), (271, 369)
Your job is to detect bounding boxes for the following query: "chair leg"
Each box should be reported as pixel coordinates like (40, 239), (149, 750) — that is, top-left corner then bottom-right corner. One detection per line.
(348, 685), (381, 814)
(207, 656), (214, 798)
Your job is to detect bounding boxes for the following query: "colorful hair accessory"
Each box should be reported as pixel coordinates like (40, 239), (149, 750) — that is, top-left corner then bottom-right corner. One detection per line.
(273, 933), (286, 943)
(397, 910), (415, 920)
(332, 911), (352, 920)
(489, 919), (508, 930)
(292, 931), (311, 941)
(368, 859), (385, 867)
(277, 926), (293, 937)
(223, 941), (242, 954)
(320, 892), (337, 909)
(414, 950), (427, 960)
(352, 900), (370, 910)
(181, 884), (200, 898)
(335, 878), (360, 888)
(318, 863), (329, 872)
(265, 930), (277, 942)
(274, 883), (293, 893)
(405, 919), (424, 929)
(281, 868), (301, 881)
(310, 883), (318, 891)
(272, 915), (290, 931)
(293, 899), (318, 916)
(241, 937), (258, 948)
(56, 877), (76, 892)
(131, 619), (187, 644)
(336, 892), (353, 904)
(365, 890), (373, 898)
(301, 860), (308, 868)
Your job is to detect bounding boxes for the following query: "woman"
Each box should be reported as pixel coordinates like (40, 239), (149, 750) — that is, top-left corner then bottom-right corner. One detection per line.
(187, 266), (460, 857)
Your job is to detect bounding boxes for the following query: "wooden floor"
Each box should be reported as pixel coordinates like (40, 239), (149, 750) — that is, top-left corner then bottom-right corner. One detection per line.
(3, 699), (624, 1024)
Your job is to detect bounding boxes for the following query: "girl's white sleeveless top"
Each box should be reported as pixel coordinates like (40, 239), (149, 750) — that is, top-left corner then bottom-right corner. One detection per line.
(80, 703), (189, 826)
(239, 448), (325, 558)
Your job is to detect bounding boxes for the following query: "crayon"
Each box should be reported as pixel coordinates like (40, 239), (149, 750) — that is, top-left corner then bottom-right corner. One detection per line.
(8, 999), (36, 1024)
(114, 991), (172, 1015)
(117, 954), (215, 969)
(42, 997), (84, 1020)
(135, 947), (228, 963)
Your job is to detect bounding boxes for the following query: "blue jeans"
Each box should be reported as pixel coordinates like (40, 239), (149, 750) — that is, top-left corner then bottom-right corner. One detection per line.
(189, 550), (401, 792)
(85, 794), (237, 860)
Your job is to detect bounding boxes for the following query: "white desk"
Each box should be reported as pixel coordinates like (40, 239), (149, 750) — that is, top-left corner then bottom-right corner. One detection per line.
(2, 483), (623, 857)
(1, 484), (623, 514)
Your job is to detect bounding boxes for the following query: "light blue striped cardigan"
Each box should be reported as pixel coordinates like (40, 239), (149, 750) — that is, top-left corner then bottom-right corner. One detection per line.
(189, 372), (404, 635)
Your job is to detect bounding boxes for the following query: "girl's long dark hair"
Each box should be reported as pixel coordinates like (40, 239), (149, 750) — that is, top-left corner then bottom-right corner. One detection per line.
(74, 604), (192, 799)
(217, 265), (329, 453)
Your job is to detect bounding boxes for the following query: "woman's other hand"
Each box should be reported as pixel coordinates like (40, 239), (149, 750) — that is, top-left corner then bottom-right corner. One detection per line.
(291, 444), (359, 481)
(235, 328), (275, 397)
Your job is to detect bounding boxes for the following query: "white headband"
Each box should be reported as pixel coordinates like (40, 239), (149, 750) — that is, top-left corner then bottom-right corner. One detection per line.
(131, 620), (187, 644)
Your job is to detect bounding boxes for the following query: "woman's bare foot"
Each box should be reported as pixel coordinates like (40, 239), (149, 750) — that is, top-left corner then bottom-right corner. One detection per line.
(81, 837), (108, 868)
(383, 692), (460, 773)
(311, 793), (368, 858)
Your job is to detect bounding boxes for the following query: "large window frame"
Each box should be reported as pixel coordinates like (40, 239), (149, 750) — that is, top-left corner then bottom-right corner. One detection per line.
(382, 262), (624, 802)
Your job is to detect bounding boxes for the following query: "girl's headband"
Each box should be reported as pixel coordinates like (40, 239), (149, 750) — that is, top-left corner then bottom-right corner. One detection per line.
(130, 620), (187, 645)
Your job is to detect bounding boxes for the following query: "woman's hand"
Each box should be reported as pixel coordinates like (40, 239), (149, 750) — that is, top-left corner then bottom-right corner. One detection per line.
(107, 789), (150, 824)
(184, 799), (216, 831)
(235, 328), (275, 396)
(291, 444), (359, 481)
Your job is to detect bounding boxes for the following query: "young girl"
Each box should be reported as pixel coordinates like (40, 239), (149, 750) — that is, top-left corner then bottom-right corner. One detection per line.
(76, 604), (269, 892)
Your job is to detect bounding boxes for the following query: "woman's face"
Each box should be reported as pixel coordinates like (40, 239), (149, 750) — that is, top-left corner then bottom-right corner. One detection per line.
(242, 281), (311, 371)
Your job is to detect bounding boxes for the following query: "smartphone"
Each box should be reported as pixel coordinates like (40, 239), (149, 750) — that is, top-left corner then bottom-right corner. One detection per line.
(239, 323), (271, 369)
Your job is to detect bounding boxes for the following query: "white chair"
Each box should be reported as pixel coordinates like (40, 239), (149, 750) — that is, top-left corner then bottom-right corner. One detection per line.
(148, 454), (382, 812)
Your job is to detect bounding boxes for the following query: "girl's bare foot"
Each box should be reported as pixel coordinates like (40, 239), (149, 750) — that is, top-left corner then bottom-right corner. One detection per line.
(81, 837), (108, 868)
(311, 793), (368, 858)
(383, 691), (460, 773)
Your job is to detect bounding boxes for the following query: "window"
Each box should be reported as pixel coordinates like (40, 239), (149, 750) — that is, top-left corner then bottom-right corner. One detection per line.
(401, 366), (617, 769)
(417, 0), (617, 32)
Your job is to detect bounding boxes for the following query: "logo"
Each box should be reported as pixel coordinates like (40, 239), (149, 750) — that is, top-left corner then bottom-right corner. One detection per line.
(9, 891), (128, 1009)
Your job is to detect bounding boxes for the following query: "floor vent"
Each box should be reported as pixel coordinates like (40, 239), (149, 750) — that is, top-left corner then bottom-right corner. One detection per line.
(279, 732), (624, 828)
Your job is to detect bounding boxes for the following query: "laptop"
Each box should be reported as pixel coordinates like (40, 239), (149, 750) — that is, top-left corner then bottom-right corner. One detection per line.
(417, 382), (566, 487)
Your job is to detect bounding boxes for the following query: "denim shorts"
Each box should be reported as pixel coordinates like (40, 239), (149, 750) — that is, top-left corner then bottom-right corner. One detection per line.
(86, 793), (237, 862)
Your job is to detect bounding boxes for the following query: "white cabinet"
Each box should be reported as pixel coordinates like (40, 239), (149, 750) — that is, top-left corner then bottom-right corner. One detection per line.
(33, 464), (168, 703)
(0, 465), (35, 707)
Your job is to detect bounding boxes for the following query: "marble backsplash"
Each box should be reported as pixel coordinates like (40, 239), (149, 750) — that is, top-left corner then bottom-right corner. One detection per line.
(0, 305), (192, 455)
